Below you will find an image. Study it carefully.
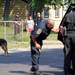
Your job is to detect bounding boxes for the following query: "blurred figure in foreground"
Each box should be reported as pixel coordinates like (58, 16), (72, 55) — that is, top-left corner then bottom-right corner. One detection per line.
(58, 3), (75, 75)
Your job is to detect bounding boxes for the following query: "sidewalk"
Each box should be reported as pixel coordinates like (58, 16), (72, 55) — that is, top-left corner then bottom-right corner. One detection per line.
(7, 40), (64, 53)
(43, 40), (64, 49)
(43, 40), (63, 45)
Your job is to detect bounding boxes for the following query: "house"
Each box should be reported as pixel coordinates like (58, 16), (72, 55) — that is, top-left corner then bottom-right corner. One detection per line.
(42, 5), (66, 28)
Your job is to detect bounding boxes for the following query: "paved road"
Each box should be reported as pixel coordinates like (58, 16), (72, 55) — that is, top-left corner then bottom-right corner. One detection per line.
(0, 45), (64, 75)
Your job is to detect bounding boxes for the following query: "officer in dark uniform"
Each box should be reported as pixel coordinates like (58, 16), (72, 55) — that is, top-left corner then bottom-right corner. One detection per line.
(30, 18), (57, 73)
(58, 3), (75, 75)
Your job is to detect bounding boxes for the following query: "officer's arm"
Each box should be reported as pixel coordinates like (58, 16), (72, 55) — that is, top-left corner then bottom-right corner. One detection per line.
(31, 37), (41, 49)
(31, 37), (37, 44)
(31, 29), (42, 49)
(47, 19), (54, 29)
(46, 19), (58, 32)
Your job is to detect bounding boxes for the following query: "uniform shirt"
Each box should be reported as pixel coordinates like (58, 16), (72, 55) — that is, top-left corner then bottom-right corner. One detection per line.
(63, 11), (75, 31)
(31, 20), (51, 40)
(58, 4), (75, 43)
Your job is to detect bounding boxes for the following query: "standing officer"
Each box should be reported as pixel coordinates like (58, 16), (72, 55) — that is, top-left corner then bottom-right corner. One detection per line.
(58, 4), (75, 75)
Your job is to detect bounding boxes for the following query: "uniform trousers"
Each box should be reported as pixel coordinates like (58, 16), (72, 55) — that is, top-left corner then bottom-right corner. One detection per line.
(30, 39), (42, 70)
(64, 34), (75, 75)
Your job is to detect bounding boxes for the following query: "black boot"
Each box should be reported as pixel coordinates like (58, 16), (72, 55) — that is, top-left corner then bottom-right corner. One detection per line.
(30, 66), (39, 72)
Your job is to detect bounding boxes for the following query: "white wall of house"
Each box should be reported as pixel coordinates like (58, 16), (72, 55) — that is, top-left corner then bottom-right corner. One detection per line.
(42, 5), (65, 28)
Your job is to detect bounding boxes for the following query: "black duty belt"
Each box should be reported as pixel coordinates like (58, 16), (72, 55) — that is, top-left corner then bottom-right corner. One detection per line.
(67, 31), (75, 34)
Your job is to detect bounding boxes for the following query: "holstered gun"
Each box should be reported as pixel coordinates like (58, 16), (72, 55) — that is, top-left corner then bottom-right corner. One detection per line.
(63, 26), (67, 36)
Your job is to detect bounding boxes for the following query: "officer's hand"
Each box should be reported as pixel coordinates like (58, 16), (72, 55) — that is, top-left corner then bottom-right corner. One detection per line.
(35, 43), (41, 49)
(51, 28), (59, 32)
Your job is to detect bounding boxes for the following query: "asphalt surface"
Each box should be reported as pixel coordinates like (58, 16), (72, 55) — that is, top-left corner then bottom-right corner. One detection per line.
(0, 44), (64, 75)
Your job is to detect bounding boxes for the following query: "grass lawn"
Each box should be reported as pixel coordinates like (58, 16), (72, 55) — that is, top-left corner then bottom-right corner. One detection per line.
(0, 24), (58, 48)
(47, 31), (58, 40)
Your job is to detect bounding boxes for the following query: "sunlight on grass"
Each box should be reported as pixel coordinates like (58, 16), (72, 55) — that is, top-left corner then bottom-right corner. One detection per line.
(0, 25), (58, 48)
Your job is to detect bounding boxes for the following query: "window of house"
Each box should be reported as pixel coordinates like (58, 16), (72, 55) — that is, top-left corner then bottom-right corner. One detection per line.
(44, 7), (49, 18)
(55, 8), (60, 18)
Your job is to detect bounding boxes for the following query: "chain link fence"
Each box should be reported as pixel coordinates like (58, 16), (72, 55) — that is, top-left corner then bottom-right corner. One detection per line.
(0, 20), (59, 49)
(0, 21), (30, 49)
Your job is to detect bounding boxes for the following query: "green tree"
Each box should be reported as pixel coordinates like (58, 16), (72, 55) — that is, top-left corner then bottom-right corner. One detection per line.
(3, 0), (10, 20)
(1, 0), (64, 20)
(25, 0), (63, 20)
(0, 0), (3, 7)
(64, 0), (75, 6)
(1, 0), (27, 20)
(0, 0), (4, 19)
(27, 0), (64, 13)
(9, 0), (27, 19)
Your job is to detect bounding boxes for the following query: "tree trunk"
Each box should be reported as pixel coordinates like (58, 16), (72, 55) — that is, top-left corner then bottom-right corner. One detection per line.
(3, 0), (10, 21)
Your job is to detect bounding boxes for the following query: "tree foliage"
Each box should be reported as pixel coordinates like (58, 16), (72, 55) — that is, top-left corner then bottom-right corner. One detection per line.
(64, 0), (75, 6)
(0, 0), (3, 7)
(0, 0), (64, 20)
(2, 0), (28, 20)
(27, 0), (64, 13)
(3, 0), (10, 20)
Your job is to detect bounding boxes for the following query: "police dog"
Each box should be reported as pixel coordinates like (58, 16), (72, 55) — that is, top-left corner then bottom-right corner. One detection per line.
(0, 39), (8, 55)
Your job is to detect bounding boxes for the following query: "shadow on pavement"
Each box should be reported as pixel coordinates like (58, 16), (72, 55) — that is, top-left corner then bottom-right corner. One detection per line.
(9, 70), (64, 75)
(40, 70), (64, 75)
(9, 70), (26, 74)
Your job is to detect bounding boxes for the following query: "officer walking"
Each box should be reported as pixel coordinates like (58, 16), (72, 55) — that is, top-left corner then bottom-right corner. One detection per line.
(58, 4), (75, 75)
(30, 13), (59, 73)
